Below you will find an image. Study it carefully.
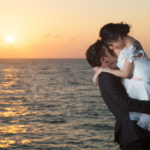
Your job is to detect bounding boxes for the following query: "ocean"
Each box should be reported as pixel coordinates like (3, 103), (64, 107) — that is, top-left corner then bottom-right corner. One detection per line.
(0, 59), (120, 150)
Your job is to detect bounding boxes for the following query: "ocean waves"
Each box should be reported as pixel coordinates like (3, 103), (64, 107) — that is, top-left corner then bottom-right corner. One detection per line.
(0, 59), (119, 149)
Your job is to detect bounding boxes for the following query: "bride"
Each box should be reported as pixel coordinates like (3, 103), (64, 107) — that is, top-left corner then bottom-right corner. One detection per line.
(93, 22), (150, 131)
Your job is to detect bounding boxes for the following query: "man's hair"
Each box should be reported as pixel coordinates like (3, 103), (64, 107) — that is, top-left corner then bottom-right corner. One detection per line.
(86, 40), (107, 67)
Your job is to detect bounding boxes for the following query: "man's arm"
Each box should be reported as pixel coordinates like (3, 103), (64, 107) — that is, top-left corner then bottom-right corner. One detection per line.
(99, 73), (150, 114)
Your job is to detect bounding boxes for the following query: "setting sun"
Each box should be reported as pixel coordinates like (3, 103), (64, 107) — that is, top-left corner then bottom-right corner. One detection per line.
(0, 0), (149, 58)
(6, 36), (13, 42)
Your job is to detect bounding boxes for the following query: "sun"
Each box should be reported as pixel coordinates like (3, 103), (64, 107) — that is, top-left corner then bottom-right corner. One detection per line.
(6, 36), (13, 42)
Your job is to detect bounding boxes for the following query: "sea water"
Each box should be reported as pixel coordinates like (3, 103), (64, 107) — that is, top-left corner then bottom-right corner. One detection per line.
(0, 59), (120, 150)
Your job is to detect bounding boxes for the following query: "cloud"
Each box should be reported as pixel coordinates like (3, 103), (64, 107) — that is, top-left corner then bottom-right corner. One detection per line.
(0, 38), (3, 42)
(69, 38), (75, 41)
(55, 36), (60, 38)
(9, 44), (14, 48)
(44, 34), (51, 38)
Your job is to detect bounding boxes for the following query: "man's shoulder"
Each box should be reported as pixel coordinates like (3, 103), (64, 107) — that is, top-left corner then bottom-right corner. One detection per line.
(99, 72), (120, 86)
(99, 72), (119, 80)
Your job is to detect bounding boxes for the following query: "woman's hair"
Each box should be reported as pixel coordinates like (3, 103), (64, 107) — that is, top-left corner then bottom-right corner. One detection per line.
(99, 22), (132, 43)
(86, 40), (107, 67)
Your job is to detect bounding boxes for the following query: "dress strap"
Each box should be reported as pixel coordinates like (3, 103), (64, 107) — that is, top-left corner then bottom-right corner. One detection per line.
(121, 45), (145, 63)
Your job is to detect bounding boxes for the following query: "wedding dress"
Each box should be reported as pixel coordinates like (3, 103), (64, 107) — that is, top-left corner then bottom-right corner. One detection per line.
(117, 45), (150, 131)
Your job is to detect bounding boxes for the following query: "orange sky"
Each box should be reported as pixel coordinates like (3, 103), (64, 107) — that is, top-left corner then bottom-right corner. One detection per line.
(0, 0), (150, 58)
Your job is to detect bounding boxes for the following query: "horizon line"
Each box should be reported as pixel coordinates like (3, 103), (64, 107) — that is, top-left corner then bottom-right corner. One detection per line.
(0, 58), (86, 59)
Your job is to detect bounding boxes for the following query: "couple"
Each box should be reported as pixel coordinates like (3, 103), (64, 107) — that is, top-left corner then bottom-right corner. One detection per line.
(86, 22), (150, 149)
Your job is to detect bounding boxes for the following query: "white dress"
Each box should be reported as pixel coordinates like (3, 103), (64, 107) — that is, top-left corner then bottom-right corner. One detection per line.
(117, 45), (150, 131)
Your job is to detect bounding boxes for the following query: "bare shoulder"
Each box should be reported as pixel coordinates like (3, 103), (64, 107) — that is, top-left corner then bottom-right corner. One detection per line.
(126, 37), (143, 50)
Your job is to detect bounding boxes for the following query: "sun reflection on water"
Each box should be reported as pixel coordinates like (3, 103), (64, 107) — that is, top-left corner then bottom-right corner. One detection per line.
(0, 125), (31, 148)
(0, 60), (119, 149)
(0, 106), (37, 118)
(0, 139), (32, 148)
(2, 81), (16, 87)
(0, 67), (37, 148)
(0, 90), (25, 94)
(0, 125), (27, 134)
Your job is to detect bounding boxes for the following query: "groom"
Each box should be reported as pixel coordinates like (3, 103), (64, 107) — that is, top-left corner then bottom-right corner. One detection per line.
(86, 40), (150, 149)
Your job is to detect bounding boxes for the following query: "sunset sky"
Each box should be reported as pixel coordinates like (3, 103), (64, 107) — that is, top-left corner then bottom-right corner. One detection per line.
(0, 0), (150, 58)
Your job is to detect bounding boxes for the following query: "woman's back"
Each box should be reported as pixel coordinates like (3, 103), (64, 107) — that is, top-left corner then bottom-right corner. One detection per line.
(117, 45), (150, 131)
(117, 45), (147, 78)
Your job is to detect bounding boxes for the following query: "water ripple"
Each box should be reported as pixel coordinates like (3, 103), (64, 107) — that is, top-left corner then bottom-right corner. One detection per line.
(0, 59), (119, 150)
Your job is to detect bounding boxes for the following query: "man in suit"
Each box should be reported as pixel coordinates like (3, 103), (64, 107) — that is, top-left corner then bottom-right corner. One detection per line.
(86, 40), (150, 149)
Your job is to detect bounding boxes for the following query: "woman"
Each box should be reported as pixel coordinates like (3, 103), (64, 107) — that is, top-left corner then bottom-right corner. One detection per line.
(93, 22), (150, 131)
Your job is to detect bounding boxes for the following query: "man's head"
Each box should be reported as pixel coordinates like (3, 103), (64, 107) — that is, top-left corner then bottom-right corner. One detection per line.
(86, 40), (117, 68)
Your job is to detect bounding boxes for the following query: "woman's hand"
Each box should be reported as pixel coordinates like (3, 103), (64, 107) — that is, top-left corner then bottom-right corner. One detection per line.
(93, 66), (99, 73)
(92, 67), (103, 85)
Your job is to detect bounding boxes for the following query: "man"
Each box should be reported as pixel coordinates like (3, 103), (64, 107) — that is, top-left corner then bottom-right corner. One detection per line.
(86, 40), (150, 149)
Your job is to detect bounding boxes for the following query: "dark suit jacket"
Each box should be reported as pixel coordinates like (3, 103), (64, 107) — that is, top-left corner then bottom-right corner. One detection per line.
(99, 72), (150, 144)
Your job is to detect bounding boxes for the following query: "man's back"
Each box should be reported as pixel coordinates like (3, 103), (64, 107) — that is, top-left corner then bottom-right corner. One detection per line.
(98, 72), (149, 143)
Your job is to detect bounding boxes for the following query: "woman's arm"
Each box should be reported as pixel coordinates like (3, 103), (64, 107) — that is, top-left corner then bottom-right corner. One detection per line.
(102, 60), (133, 78)
(93, 60), (133, 85)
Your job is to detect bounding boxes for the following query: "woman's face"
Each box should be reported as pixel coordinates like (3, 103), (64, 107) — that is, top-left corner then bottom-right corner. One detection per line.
(107, 37), (124, 50)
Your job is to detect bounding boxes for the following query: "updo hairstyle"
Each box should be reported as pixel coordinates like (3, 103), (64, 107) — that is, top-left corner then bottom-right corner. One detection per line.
(100, 22), (131, 43)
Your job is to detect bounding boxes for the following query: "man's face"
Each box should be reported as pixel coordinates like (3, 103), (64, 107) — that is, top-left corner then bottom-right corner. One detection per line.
(103, 46), (117, 64)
